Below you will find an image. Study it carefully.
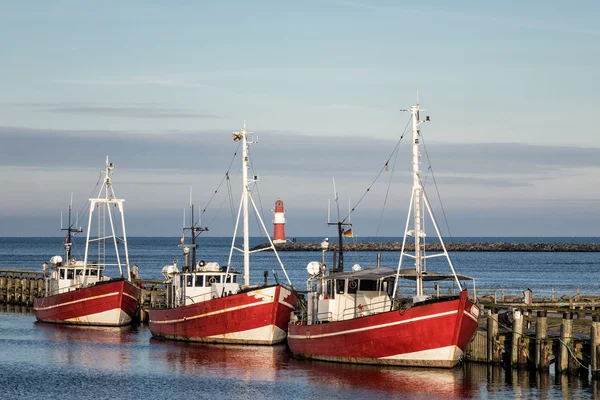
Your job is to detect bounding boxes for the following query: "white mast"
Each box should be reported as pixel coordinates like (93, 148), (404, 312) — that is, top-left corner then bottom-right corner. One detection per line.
(241, 122), (251, 285)
(227, 122), (292, 287)
(411, 102), (424, 296)
(393, 96), (462, 300)
(83, 157), (131, 284)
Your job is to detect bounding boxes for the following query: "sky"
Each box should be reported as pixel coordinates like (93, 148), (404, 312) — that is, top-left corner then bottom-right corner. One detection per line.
(1, 1), (599, 237)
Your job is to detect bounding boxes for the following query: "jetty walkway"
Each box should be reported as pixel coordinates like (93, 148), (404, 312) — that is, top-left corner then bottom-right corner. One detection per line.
(252, 242), (600, 252)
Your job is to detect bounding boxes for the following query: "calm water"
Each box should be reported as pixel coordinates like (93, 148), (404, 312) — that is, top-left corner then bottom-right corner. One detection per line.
(1, 237), (600, 399)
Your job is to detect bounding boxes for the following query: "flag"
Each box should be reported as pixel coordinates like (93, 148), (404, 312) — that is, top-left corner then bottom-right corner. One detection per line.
(179, 234), (185, 245)
(344, 228), (353, 238)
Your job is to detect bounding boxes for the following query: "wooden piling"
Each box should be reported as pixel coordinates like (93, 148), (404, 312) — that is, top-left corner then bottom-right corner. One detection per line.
(511, 309), (523, 368)
(558, 312), (573, 374)
(487, 309), (500, 364)
(535, 310), (549, 370)
(591, 314), (600, 378)
(0, 276), (5, 303)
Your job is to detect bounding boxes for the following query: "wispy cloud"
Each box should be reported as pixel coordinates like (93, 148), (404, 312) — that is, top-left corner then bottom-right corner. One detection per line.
(333, 0), (382, 10)
(15, 103), (221, 119)
(53, 76), (209, 88)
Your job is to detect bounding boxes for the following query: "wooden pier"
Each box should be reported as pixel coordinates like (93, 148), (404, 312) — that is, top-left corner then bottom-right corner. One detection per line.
(0, 269), (45, 306)
(465, 304), (600, 377)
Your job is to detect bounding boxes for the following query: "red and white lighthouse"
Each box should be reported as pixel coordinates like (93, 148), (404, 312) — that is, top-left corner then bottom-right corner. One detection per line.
(272, 199), (286, 244)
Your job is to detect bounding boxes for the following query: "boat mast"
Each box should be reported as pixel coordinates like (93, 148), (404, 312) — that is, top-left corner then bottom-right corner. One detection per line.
(411, 102), (424, 296)
(227, 122), (293, 286)
(83, 157), (131, 282)
(393, 96), (463, 299)
(62, 194), (82, 262)
(182, 203), (208, 269)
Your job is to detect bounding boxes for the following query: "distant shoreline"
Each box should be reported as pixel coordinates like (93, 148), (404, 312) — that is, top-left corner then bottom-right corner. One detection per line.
(252, 242), (600, 252)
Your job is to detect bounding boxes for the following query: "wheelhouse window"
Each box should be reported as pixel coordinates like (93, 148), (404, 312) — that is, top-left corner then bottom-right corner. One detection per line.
(225, 275), (237, 283)
(359, 279), (377, 291)
(76, 269), (83, 276)
(348, 279), (358, 294)
(59, 269), (65, 279)
(195, 275), (204, 287)
(67, 269), (74, 280)
(325, 280), (334, 299)
(207, 275), (220, 286)
(186, 275), (193, 287)
(336, 279), (345, 294)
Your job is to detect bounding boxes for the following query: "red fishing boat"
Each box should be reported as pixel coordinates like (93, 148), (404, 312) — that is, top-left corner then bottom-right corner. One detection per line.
(149, 122), (297, 344)
(288, 98), (480, 367)
(34, 157), (139, 326)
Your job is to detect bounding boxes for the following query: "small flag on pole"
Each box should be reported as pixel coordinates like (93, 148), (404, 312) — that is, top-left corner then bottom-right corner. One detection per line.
(179, 234), (185, 245)
(343, 228), (353, 238)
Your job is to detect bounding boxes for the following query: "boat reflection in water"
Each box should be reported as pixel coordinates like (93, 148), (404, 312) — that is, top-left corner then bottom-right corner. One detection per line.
(151, 339), (291, 380)
(301, 361), (474, 398)
(36, 322), (137, 371)
(152, 338), (475, 398)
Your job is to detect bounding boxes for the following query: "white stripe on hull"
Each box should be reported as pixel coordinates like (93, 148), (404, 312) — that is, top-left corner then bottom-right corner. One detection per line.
(156, 324), (287, 345)
(151, 287), (284, 325)
(381, 345), (462, 362)
(288, 309), (458, 340)
(63, 308), (132, 326)
(295, 346), (463, 368)
(33, 291), (120, 311)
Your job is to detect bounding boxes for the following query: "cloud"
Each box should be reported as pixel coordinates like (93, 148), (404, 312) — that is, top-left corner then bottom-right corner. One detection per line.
(2, 126), (600, 177)
(52, 77), (209, 88)
(16, 102), (221, 119)
(1, 125), (600, 236)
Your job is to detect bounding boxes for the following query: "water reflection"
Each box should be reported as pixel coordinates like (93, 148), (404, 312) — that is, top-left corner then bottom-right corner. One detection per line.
(151, 340), (291, 380)
(1, 303), (33, 314)
(153, 339), (475, 397)
(300, 361), (472, 398)
(36, 322), (137, 371)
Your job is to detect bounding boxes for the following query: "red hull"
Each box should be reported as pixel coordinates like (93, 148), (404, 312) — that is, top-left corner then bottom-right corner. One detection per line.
(33, 280), (140, 327)
(149, 285), (297, 345)
(288, 290), (479, 368)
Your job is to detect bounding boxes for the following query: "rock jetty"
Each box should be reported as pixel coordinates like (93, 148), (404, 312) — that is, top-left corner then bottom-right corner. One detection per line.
(251, 242), (600, 252)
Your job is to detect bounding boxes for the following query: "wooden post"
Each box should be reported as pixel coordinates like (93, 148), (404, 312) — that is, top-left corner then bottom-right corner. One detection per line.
(591, 314), (600, 378)
(376, 253), (381, 268)
(558, 312), (573, 374)
(536, 310), (548, 370)
(487, 309), (499, 363)
(0, 275), (5, 303)
(511, 308), (523, 368)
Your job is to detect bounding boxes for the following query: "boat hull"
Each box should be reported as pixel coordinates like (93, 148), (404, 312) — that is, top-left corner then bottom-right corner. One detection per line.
(287, 290), (479, 368)
(148, 285), (297, 345)
(33, 279), (140, 327)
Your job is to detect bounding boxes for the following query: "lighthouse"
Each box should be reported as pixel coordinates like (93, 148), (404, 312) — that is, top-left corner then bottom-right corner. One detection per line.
(272, 199), (286, 244)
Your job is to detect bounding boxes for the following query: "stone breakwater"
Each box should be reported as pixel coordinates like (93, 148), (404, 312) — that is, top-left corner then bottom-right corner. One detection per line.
(252, 242), (600, 252)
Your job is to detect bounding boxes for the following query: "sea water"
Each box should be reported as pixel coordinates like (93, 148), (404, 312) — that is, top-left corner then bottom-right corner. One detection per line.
(1, 237), (599, 399)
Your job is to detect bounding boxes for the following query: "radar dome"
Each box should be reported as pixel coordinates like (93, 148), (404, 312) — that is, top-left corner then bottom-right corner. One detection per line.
(161, 264), (179, 280)
(306, 261), (322, 276)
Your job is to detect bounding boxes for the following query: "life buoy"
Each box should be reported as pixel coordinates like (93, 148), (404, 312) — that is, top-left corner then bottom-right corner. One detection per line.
(349, 281), (357, 289)
(209, 277), (216, 284)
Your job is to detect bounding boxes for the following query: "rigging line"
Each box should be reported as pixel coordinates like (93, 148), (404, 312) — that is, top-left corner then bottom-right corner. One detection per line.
(340, 116), (412, 224)
(248, 155), (267, 240)
(375, 142), (401, 237)
(200, 141), (242, 218)
(73, 171), (104, 232)
(226, 174), (236, 231)
(419, 133), (454, 241)
(206, 186), (231, 229)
